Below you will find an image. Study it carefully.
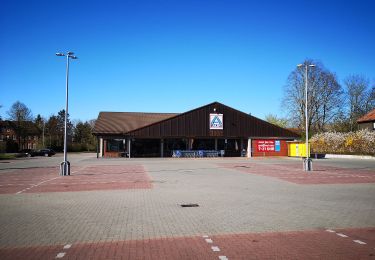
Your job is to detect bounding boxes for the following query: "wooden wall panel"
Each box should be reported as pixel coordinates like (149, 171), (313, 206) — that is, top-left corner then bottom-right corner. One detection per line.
(128, 102), (299, 139)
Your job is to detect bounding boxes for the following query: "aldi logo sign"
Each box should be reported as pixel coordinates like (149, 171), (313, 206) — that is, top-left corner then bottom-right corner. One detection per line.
(210, 114), (223, 130)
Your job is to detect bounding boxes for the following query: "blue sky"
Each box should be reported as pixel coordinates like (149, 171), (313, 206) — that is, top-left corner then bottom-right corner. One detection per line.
(1, 0), (374, 122)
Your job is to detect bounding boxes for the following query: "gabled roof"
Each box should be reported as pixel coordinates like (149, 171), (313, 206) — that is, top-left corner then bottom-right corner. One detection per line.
(357, 108), (375, 123)
(93, 112), (179, 134)
(93, 102), (299, 139)
(125, 101), (298, 138)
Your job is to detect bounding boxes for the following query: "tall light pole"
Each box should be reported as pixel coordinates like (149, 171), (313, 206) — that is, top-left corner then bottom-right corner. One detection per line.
(297, 63), (315, 172)
(56, 51), (78, 176)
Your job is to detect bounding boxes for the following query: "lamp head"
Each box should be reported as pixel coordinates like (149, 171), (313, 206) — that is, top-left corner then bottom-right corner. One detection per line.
(56, 53), (65, 56)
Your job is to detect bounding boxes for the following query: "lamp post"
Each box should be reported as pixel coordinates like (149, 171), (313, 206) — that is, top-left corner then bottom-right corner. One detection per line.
(297, 63), (315, 172)
(56, 51), (78, 176)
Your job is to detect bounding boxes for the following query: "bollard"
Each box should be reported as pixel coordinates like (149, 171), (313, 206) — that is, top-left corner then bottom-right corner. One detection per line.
(303, 158), (312, 171)
(60, 161), (70, 176)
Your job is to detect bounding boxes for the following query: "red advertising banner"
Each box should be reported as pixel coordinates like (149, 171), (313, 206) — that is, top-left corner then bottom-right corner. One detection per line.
(256, 140), (275, 152)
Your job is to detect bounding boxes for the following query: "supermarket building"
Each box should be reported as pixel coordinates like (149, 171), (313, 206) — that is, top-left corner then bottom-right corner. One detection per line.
(92, 102), (299, 158)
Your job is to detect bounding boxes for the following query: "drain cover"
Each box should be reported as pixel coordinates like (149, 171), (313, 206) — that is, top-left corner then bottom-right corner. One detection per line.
(235, 165), (250, 168)
(180, 203), (199, 207)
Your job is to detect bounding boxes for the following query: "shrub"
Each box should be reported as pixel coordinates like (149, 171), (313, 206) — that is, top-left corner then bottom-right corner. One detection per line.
(310, 130), (375, 155)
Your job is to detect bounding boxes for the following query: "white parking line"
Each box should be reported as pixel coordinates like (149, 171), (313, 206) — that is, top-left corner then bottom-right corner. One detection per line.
(16, 176), (60, 194)
(326, 229), (335, 233)
(63, 244), (72, 249)
(211, 246), (221, 252)
(205, 238), (213, 243)
(219, 256), (229, 260)
(56, 252), (66, 258)
(336, 233), (348, 238)
(353, 240), (366, 245)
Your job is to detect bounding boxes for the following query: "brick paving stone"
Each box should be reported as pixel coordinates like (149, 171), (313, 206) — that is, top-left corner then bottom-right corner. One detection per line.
(211, 228), (375, 260)
(1, 228), (375, 259)
(0, 167), (57, 194)
(0, 155), (374, 258)
(0, 165), (151, 194)
(333, 227), (375, 245)
(220, 162), (375, 184)
(0, 244), (62, 260)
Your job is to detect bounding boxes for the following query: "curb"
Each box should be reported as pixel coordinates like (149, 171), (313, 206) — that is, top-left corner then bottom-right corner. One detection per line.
(325, 154), (375, 160)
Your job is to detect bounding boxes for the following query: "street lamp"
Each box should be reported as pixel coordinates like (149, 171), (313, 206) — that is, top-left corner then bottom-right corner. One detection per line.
(56, 51), (78, 176)
(297, 63), (315, 172)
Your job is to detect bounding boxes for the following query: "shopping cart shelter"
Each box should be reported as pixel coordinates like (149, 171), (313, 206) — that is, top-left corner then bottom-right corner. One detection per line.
(92, 102), (299, 158)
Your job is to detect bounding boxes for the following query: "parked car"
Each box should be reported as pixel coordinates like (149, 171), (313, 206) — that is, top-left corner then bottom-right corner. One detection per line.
(34, 149), (56, 157)
(19, 149), (37, 157)
(18, 148), (56, 157)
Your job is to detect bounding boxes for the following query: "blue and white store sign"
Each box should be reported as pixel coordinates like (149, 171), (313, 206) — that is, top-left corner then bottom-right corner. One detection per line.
(275, 140), (281, 152)
(210, 113), (224, 130)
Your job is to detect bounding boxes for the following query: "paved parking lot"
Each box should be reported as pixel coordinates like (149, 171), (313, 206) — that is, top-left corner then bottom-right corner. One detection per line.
(0, 154), (374, 259)
(0, 165), (151, 194)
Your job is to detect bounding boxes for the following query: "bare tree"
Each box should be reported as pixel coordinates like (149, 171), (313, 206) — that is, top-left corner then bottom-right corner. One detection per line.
(345, 75), (375, 131)
(265, 114), (289, 128)
(7, 101), (34, 150)
(282, 60), (343, 135)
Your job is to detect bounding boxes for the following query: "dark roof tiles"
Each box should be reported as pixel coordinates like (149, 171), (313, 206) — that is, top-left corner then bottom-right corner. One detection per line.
(93, 112), (179, 134)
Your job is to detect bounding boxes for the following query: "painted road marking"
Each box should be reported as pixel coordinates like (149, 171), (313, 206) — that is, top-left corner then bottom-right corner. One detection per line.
(56, 252), (66, 258)
(16, 176), (60, 194)
(336, 233), (348, 238)
(63, 244), (72, 249)
(205, 238), (213, 243)
(219, 256), (229, 260)
(353, 240), (367, 245)
(212, 246), (221, 252)
(326, 229), (335, 233)
(202, 235), (209, 238)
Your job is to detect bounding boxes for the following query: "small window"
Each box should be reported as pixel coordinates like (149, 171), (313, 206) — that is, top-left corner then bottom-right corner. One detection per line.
(106, 139), (125, 152)
(373, 122), (375, 130)
(12, 135), (16, 140)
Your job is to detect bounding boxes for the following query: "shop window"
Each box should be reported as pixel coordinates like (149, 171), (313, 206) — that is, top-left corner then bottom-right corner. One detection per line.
(106, 139), (125, 152)
(192, 139), (215, 150)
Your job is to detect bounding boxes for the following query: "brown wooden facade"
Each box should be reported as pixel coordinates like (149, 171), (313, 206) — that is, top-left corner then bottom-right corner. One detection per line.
(93, 102), (299, 158)
(126, 102), (296, 138)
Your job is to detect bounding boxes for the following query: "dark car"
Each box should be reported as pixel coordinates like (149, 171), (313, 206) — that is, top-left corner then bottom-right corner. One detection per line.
(35, 149), (56, 157)
(19, 149), (37, 157)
